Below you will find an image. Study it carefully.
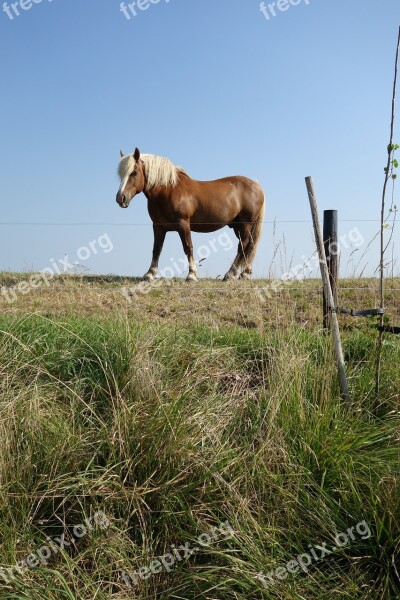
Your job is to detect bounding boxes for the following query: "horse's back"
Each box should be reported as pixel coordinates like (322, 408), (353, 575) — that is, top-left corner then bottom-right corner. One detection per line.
(169, 173), (263, 232)
(180, 173), (263, 202)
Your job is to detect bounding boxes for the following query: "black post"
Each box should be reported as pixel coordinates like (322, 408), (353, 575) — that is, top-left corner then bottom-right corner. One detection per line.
(323, 210), (338, 330)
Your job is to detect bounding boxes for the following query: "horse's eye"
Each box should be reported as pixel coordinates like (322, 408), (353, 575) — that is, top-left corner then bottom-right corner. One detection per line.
(131, 171), (137, 177)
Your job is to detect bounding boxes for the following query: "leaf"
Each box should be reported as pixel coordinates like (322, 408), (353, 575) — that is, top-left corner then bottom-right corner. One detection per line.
(393, 159), (399, 168)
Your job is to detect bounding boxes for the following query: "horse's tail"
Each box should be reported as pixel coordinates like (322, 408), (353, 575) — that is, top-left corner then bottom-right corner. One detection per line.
(246, 191), (266, 266)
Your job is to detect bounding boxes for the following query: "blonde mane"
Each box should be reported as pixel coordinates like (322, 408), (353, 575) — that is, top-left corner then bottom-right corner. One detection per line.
(118, 153), (186, 190)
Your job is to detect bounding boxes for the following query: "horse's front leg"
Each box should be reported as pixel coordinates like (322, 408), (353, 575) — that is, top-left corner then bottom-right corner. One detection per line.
(177, 220), (197, 282)
(143, 225), (166, 282)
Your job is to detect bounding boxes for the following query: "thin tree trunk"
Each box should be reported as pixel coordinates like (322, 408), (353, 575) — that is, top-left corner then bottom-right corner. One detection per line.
(375, 27), (400, 400)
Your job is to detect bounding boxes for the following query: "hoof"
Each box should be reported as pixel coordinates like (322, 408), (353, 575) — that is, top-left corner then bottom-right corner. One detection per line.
(186, 273), (197, 283)
(143, 273), (154, 282)
(223, 272), (234, 281)
(239, 271), (251, 280)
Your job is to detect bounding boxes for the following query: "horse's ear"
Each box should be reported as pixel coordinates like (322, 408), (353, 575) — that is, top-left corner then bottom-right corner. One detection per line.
(120, 150), (125, 158)
(134, 147), (141, 161)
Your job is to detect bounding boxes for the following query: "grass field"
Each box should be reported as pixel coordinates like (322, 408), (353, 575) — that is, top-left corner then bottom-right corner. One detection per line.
(0, 275), (399, 599)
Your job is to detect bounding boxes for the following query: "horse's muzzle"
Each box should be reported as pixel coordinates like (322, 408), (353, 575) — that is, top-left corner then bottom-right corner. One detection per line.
(116, 192), (128, 208)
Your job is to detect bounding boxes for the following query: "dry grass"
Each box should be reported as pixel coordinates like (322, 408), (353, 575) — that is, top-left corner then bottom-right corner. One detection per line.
(0, 274), (399, 332)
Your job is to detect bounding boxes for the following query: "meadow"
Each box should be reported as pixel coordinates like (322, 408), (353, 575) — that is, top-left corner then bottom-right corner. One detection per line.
(0, 274), (399, 599)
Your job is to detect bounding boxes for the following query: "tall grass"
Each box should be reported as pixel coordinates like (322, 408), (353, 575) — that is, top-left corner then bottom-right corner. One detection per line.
(0, 309), (399, 599)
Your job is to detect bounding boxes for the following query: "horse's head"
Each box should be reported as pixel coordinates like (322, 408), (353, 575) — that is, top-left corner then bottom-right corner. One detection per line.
(116, 148), (146, 208)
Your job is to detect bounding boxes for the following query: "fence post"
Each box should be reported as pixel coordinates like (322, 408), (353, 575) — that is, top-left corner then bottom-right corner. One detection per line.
(305, 177), (350, 405)
(323, 210), (338, 330)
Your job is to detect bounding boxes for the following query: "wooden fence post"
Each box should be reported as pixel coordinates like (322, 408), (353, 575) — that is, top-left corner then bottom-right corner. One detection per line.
(305, 177), (350, 405)
(323, 210), (338, 330)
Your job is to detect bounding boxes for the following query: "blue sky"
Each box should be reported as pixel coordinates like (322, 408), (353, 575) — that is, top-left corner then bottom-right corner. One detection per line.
(0, 0), (399, 279)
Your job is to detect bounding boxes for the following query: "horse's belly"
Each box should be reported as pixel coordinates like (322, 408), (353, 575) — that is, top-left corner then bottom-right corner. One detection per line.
(190, 223), (224, 233)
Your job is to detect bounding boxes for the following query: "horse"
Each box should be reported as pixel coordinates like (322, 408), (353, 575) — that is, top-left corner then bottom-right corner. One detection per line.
(116, 148), (265, 282)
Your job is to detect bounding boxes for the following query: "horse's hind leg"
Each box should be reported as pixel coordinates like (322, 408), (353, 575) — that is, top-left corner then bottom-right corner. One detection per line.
(239, 231), (256, 279)
(223, 238), (241, 280)
(143, 225), (166, 282)
(223, 223), (252, 280)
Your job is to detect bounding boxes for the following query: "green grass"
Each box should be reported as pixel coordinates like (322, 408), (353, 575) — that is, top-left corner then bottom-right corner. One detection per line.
(0, 281), (399, 598)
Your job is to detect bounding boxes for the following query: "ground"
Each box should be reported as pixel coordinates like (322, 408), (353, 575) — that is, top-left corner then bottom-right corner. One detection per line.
(0, 275), (399, 599)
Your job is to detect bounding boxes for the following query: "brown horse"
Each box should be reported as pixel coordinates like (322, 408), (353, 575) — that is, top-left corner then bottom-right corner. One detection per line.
(116, 148), (265, 281)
